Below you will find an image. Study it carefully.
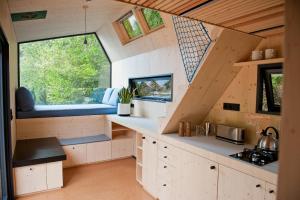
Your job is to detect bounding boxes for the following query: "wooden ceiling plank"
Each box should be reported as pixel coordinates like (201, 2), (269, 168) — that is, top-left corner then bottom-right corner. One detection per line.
(236, 14), (284, 33)
(221, 5), (284, 27)
(172, 0), (210, 15)
(204, 0), (284, 23)
(159, 0), (187, 11)
(143, 0), (159, 7)
(191, 0), (283, 22)
(188, 0), (282, 19)
(164, 0), (195, 12)
(254, 26), (284, 37)
(153, 0), (174, 9)
(135, 0), (150, 5)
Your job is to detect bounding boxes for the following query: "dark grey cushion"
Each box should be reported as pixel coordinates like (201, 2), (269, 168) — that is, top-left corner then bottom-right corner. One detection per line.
(16, 87), (35, 112)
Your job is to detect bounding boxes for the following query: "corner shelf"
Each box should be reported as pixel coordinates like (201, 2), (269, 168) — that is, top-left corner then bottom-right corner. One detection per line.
(233, 57), (284, 67)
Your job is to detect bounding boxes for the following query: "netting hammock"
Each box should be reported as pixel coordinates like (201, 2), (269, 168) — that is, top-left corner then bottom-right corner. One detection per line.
(173, 16), (212, 83)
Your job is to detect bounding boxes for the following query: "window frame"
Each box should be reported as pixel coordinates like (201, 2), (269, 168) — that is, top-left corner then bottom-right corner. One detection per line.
(17, 32), (112, 89)
(113, 10), (144, 45)
(256, 63), (283, 115)
(113, 7), (165, 45)
(135, 7), (165, 34)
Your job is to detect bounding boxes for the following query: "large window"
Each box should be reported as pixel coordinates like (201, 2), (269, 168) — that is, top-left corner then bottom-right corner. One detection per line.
(19, 33), (111, 105)
(256, 63), (283, 115)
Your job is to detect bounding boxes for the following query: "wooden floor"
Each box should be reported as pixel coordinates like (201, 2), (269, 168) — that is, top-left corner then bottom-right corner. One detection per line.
(17, 158), (154, 200)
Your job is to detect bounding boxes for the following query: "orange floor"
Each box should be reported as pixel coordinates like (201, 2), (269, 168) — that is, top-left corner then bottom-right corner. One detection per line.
(17, 158), (154, 200)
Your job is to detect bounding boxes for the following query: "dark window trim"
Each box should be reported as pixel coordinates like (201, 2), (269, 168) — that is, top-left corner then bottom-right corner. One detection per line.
(0, 26), (15, 200)
(256, 63), (283, 115)
(17, 32), (112, 88)
(129, 73), (173, 103)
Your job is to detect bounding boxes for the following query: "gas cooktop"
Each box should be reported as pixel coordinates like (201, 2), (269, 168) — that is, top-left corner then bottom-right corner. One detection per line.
(230, 147), (278, 166)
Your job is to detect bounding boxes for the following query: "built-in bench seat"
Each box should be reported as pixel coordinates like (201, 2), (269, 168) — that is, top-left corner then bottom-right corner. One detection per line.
(59, 134), (111, 146)
(16, 104), (117, 119)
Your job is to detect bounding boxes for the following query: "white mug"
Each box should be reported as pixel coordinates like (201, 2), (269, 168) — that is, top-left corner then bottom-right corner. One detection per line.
(251, 50), (263, 61)
(265, 49), (277, 59)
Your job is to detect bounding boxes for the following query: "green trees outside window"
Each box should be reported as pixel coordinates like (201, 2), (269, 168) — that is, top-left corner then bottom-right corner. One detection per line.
(122, 13), (142, 39)
(19, 33), (111, 105)
(142, 8), (164, 30)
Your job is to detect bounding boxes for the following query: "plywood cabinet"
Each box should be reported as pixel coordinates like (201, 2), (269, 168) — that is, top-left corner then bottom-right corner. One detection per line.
(265, 183), (277, 200)
(87, 141), (111, 163)
(46, 162), (63, 190)
(111, 138), (133, 159)
(218, 165), (265, 200)
(63, 144), (87, 167)
(178, 150), (218, 200)
(142, 135), (158, 198)
(15, 164), (47, 195)
(15, 161), (63, 196)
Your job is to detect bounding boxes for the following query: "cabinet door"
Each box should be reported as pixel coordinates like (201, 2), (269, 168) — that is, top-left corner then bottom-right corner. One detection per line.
(87, 141), (111, 163)
(218, 165), (265, 200)
(46, 161), (63, 189)
(265, 183), (277, 200)
(142, 135), (158, 198)
(178, 150), (218, 200)
(15, 164), (47, 195)
(111, 138), (133, 159)
(62, 144), (87, 167)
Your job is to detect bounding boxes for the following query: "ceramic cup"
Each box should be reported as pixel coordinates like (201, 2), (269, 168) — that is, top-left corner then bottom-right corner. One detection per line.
(265, 49), (277, 59)
(251, 50), (263, 60)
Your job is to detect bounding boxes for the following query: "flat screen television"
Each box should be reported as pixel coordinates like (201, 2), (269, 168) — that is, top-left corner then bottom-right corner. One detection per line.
(129, 74), (173, 102)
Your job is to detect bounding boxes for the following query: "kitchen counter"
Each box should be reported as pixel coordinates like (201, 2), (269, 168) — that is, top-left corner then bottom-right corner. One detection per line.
(105, 115), (278, 184)
(160, 134), (278, 184)
(107, 115), (160, 138)
(13, 137), (66, 167)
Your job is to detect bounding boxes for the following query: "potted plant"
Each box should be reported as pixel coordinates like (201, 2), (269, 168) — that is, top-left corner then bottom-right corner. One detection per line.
(117, 87), (134, 116)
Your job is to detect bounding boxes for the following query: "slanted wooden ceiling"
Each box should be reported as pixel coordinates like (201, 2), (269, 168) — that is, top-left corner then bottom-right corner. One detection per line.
(115, 0), (285, 37)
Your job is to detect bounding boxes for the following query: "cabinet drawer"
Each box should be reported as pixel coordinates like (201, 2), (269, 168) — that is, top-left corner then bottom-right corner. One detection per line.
(265, 183), (277, 200)
(158, 149), (176, 166)
(46, 161), (63, 189)
(157, 160), (175, 182)
(157, 179), (171, 200)
(111, 138), (133, 159)
(87, 141), (111, 163)
(63, 144), (87, 167)
(158, 141), (177, 155)
(15, 164), (47, 195)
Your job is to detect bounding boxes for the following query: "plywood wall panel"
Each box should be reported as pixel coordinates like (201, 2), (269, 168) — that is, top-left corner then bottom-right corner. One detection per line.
(0, 0), (18, 153)
(161, 28), (262, 133)
(16, 115), (107, 140)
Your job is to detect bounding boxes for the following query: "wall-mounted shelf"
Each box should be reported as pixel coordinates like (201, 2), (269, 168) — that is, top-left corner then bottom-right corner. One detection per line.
(233, 58), (284, 67)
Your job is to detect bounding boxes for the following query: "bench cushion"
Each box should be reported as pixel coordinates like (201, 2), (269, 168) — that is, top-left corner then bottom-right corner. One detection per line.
(16, 104), (117, 119)
(59, 134), (111, 146)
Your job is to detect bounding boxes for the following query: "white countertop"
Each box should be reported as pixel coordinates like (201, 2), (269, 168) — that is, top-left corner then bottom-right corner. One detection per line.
(106, 115), (278, 184)
(107, 115), (160, 138)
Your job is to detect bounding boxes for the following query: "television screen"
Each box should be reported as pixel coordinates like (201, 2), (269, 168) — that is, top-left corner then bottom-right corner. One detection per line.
(129, 74), (173, 102)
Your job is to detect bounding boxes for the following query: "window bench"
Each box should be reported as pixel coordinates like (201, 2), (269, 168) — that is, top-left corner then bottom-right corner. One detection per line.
(16, 104), (117, 119)
(59, 134), (111, 146)
(13, 137), (66, 196)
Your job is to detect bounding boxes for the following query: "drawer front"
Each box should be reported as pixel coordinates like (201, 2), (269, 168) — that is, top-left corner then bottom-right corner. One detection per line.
(158, 149), (176, 166)
(63, 144), (87, 167)
(87, 141), (111, 163)
(46, 161), (63, 189)
(157, 160), (175, 182)
(15, 164), (47, 195)
(111, 138), (133, 159)
(158, 141), (177, 155)
(265, 183), (277, 200)
(157, 179), (172, 200)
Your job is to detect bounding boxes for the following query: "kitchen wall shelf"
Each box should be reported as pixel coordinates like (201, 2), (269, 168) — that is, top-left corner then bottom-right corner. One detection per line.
(233, 57), (284, 67)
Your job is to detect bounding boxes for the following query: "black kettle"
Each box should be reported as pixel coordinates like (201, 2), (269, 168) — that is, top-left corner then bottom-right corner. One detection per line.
(257, 127), (279, 151)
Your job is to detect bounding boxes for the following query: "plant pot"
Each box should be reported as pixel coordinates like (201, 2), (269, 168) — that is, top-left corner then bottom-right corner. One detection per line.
(117, 103), (131, 116)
